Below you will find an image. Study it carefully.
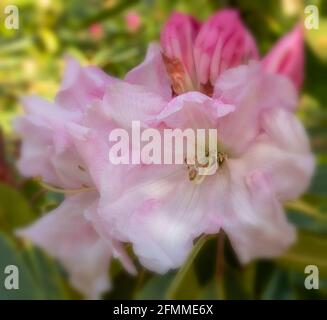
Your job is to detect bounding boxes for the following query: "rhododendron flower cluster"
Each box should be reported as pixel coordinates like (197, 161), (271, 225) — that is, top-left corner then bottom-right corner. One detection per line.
(14, 9), (314, 299)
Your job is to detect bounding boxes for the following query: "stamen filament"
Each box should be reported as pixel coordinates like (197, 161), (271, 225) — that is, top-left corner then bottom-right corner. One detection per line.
(36, 178), (95, 194)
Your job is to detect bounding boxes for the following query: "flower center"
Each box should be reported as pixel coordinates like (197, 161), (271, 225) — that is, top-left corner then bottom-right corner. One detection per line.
(185, 150), (227, 184)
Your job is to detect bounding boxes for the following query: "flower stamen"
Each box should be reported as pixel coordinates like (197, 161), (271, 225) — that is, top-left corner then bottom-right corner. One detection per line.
(36, 177), (95, 194)
(185, 151), (227, 184)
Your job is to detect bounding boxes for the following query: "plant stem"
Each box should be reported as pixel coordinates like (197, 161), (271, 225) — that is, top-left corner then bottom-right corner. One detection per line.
(216, 230), (225, 299)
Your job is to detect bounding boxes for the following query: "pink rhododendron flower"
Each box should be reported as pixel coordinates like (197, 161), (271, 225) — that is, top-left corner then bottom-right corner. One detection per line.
(75, 51), (313, 273)
(15, 9), (313, 296)
(14, 57), (136, 299)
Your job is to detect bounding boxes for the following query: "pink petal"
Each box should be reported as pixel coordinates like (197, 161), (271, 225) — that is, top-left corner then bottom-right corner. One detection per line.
(241, 107), (315, 201)
(194, 9), (259, 86)
(55, 56), (115, 110)
(222, 163), (296, 264)
(155, 91), (235, 129)
(14, 115), (59, 185)
(125, 44), (172, 100)
(66, 121), (116, 192)
(160, 12), (201, 86)
(222, 108), (314, 262)
(214, 62), (297, 156)
(14, 96), (90, 189)
(83, 200), (137, 275)
(103, 81), (167, 128)
(16, 193), (112, 299)
(262, 24), (304, 91)
(97, 165), (222, 273)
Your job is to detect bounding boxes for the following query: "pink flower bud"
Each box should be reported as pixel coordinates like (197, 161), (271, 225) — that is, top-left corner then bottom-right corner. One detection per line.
(88, 23), (104, 39)
(262, 24), (304, 90)
(160, 12), (201, 91)
(125, 11), (141, 32)
(193, 9), (258, 86)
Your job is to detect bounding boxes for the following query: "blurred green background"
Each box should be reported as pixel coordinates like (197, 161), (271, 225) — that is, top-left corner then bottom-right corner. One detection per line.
(0, 0), (326, 299)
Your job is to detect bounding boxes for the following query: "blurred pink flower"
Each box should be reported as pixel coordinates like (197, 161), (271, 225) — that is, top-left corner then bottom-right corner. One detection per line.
(76, 47), (313, 272)
(14, 9), (313, 294)
(89, 23), (104, 39)
(125, 11), (141, 32)
(14, 57), (136, 299)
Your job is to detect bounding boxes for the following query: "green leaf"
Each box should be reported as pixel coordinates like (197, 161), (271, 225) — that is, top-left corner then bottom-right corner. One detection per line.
(193, 237), (217, 286)
(286, 198), (327, 234)
(198, 281), (220, 300)
(289, 272), (326, 299)
(137, 236), (220, 300)
(21, 246), (69, 299)
(223, 264), (254, 299)
(309, 163), (327, 196)
(165, 236), (208, 299)
(0, 183), (36, 234)
(0, 232), (69, 299)
(286, 199), (327, 223)
(277, 231), (327, 277)
(254, 261), (276, 299)
(104, 270), (138, 300)
(0, 233), (40, 299)
(262, 270), (295, 300)
(136, 273), (175, 300)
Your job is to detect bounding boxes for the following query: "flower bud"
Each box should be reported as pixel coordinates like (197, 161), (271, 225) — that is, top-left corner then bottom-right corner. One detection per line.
(263, 24), (304, 90)
(193, 9), (258, 86)
(160, 12), (200, 92)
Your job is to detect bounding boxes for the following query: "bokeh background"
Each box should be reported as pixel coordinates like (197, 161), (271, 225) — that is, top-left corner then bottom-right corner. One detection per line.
(0, 0), (326, 299)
